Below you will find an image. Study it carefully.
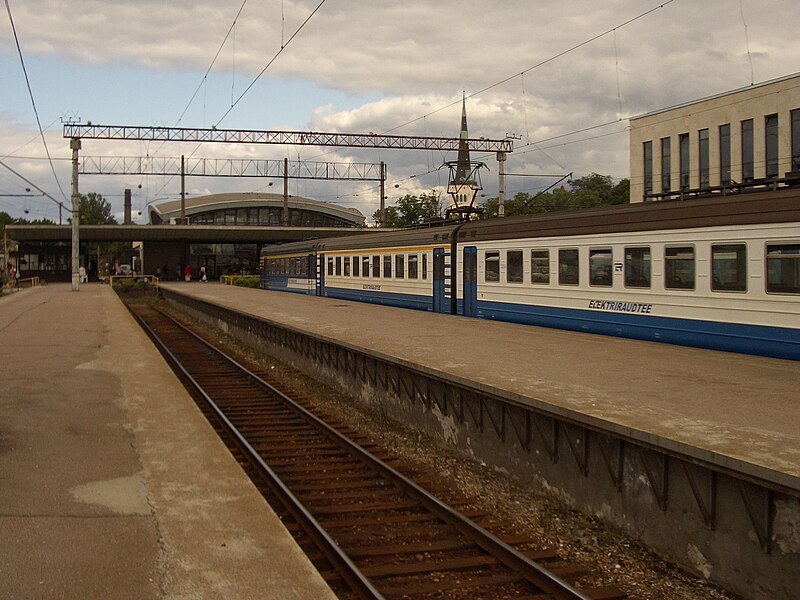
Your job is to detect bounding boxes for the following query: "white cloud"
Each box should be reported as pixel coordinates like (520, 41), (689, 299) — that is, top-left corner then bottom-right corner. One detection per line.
(1, 0), (798, 221)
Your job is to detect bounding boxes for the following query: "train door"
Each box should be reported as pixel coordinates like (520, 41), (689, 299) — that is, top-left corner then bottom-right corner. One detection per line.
(316, 253), (325, 296)
(462, 246), (478, 317)
(433, 248), (450, 313)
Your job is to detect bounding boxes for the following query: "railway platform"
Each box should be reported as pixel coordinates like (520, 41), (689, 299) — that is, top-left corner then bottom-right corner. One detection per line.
(161, 282), (800, 485)
(158, 281), (800, 599)
(0, 283), (336, 600)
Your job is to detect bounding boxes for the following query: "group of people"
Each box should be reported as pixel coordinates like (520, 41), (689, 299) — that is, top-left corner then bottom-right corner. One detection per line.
(1, 264), (19, 288)
(161, 263), (207, 283)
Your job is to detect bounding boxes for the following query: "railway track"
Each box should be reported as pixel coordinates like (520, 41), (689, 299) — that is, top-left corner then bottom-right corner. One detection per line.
(128, 300), (627, 600)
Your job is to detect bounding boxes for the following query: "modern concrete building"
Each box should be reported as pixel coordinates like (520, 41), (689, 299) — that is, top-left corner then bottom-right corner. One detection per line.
(149, 192), (365, 228)
(6, 193), (366, 281)
(629, 72), (800, 202)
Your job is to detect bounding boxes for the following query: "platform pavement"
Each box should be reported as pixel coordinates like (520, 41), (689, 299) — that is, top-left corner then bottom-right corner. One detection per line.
(0, 283), (336, 600)
(161, 281), (800, 493)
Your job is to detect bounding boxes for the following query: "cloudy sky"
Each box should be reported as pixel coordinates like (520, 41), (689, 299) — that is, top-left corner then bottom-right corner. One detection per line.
(1, 0), (798, 223)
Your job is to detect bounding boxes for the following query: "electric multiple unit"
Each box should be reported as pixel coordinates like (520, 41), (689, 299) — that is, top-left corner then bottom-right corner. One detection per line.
(261, 190), (800, 360)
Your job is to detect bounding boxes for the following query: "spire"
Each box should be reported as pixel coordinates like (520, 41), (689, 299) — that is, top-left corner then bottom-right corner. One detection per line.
(454, 93), (474, 186)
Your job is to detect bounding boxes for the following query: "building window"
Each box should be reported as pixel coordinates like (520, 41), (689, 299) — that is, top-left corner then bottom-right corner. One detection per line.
(362, 256), (370, 277)
(698, 129), (709, 188)
(643, 141), (653, 196)
(679, 133), (690, 190)
(343, 256), (350, 277)
(792, 109), (800, 173)
(395, 254), (405, 279)
(711, 244), (747, 292)
(742, 119), (754, 181)
(665, 246), (695, 290)
(485, 251), (500, 282)
(352, 256), (359, 277)
(589, 248), (612, 286)
(765, 114), (779, 178)
(558, 248), (579, 285)
(382, 255), (392, 278)
(531, 250), (549, 284)
(661, 137), (671, 192)
(767, 244), (800, 294)
(507, 250), (523, 283)
(372, 255), (380, 277)
(624, 247), (651, 288)
(422, 254), (428, 280)
(335, 256), (342, 276)
(719, 124), (731, 184)
(327, 257), (334, 276)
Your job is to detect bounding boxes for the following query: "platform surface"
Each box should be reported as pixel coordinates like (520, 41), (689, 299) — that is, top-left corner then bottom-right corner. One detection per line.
(161, 282), (800, 493)
(0, 283), (336, 600)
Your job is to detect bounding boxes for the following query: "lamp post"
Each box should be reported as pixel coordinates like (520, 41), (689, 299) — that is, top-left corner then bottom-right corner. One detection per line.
(70, 137), (81, 291)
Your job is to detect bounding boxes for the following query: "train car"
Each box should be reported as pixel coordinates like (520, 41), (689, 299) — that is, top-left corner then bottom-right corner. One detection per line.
(260, 245), (318, 294)
(261, 189), (800, 360)
(262, 225), (459, 310)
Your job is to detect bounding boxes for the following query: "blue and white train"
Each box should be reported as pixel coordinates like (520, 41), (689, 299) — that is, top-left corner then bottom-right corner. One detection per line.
(261, 189), (800, 360)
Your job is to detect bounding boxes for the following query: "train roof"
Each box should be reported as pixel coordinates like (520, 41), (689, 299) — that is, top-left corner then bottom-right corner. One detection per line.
(457, 188), (800, 242)
(262, 188), (800, 257)
(262, 223), (459, 256)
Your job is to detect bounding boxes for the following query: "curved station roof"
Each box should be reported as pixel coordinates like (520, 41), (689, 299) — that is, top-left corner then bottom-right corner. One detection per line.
(149, 192), (365, 227)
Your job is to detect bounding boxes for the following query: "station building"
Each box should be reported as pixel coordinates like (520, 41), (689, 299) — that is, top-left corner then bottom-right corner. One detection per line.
(6, 192), (365, 282)
(144, 192), (365, 278)
(629, 72), (800, 202)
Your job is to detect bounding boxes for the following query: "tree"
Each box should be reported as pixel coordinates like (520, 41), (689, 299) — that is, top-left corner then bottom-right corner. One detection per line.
(373, 191), (444, 227)
(0, 212), (14, 230)
(481, 173), (630, 217)
(73, 192), (117, 225)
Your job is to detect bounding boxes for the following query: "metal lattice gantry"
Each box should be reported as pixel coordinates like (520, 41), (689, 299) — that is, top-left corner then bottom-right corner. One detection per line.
(63, 123), (514, 154)
(80, 156), (385, 181)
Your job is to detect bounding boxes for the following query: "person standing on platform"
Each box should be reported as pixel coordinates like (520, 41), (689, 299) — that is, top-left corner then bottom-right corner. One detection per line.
(184, 264), (191, 282)
(200, 265), (207, 282)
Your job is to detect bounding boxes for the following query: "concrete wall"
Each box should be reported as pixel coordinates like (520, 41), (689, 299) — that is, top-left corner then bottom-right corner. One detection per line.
(141, 241), (186, 281)
(630, 74), (800, 202)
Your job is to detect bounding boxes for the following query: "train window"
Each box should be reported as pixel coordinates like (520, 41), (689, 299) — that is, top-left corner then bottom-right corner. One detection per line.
(558, 249), (579, 285)
(362, 256), (370, 277)
(711, 244), (747, 292)
(531, 250), (549, 284)
(327, 257), (334, 276)
(665, 246), (695, 290)
(408, 254), (419, 279)
(507, 250), (523, 283)
(766, 244), (800, 294)
(395, 255), (405, 279)
(422, 254), (428, 280)
(353, 256), (360, 277)
(344, 257), (351, 277)
(335, 256), (342, 276)
(589, 248), (613, 287)
(485, 251), (500, 282)
(624, 247), (651, 288)
(383, 255), (392, 278)
(372, 255), (380, 277)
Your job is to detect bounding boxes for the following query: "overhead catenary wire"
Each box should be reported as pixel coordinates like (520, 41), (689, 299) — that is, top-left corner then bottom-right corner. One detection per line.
(4, 0), (69, 205)
(383, 0), (676, 135)
(149, 0), (330, 202)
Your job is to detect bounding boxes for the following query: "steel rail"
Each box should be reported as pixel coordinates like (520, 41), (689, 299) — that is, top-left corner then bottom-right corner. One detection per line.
(129, 306), (385, 600)
(150, 305), (594, 600)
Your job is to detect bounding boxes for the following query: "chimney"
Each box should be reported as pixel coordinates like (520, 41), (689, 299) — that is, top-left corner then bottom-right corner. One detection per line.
(124, 188), (132, 224)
